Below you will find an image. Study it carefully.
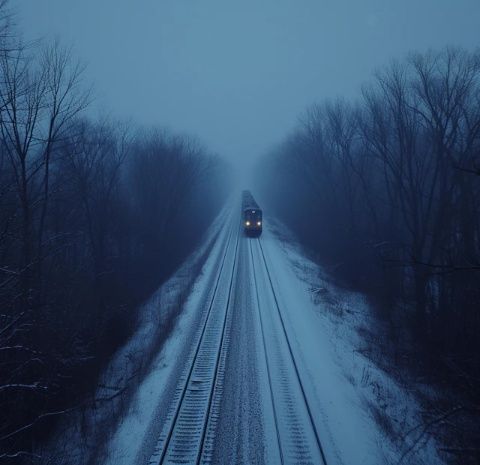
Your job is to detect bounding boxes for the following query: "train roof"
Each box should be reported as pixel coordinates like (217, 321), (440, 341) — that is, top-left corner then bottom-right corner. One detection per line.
(242, 190), (261, 210)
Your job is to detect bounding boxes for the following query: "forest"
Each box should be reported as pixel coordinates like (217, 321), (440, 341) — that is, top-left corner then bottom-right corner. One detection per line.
(2, 0), (480, 461)
(259, 46), (480, 455)
(0, 3), (227, 460)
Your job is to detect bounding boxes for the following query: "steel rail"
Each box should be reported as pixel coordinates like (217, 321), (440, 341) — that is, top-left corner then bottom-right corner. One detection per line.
(156, 218), (239, 465)
(248, 240), (285, 465)
(195, 224), (240, 464)
(256, 238), (329, 465)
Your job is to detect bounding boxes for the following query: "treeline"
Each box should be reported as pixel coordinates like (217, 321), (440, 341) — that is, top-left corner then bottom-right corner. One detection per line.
(260, 47), (480, 452)
(0, 4), (228, 462)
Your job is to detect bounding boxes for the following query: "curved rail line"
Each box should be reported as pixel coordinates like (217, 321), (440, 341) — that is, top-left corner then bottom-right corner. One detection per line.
(252, 238), (329, 465)
(151, 219), (240, 465)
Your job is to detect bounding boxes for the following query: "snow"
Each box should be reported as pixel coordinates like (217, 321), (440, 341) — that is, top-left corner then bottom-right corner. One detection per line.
(103, 209), (234, 465)
(260, 219), (445, 465)
(39, 206), (231, 465)
(42, 201), (445, 465)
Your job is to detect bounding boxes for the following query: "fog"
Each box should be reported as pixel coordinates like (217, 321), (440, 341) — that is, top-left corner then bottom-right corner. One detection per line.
(3, 3), (480, 461)
(18, 0), (480, 175)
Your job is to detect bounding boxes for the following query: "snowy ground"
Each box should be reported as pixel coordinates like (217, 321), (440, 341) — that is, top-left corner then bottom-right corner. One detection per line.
(260, 220), (445, 465)
(37, 206), (230, 465)
(41, 202), (445, 465)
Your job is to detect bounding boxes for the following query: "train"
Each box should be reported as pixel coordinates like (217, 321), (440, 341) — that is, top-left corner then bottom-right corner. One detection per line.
(242, 190), (262, 237)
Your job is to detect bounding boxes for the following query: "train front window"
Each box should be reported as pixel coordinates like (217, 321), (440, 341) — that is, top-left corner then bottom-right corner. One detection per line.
(244, 209), (262, 225)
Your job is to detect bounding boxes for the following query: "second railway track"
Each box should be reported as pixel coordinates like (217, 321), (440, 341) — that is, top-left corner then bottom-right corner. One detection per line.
(250, 238), (329, 465)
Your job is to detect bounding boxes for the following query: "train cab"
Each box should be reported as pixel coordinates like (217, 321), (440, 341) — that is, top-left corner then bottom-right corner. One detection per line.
(244, 208), (262, 236)
(242, 191), (263, 237)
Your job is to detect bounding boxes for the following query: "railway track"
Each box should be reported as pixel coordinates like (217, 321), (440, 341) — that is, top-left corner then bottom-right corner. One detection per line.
(149, 220), (240, 465)
(249, 238), (329, 465)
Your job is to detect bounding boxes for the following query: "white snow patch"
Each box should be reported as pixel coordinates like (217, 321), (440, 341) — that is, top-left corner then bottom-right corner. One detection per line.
(40, 207), (231, 465)
(260, 219), (445, 465)
(103, 209), (235, 464)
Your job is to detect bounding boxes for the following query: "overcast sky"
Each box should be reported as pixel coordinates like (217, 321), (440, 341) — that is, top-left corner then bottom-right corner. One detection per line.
(17, 0), (480, 172)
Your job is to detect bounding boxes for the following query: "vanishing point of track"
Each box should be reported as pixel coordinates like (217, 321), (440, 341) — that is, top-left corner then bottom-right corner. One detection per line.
(149, 219), (328, 465)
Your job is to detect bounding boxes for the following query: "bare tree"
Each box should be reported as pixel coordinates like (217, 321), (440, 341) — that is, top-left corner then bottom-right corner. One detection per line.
(0, 40), (88, 290)
(36, 41), (90, 263)
(61, 119), (129, 277)
(261, 46), (480, 461)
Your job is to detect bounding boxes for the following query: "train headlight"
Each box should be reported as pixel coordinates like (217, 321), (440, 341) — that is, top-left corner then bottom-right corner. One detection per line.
(245, 221), (251, 226)
(257, 221), (262, 226)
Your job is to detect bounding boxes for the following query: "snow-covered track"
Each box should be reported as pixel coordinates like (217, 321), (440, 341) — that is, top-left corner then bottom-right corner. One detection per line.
(250, 238), (329, 465)
(149, 221), (239, 465)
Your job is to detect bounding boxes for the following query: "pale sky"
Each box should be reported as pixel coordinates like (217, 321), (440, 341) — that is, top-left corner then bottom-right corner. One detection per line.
(17, 0), (480, 173)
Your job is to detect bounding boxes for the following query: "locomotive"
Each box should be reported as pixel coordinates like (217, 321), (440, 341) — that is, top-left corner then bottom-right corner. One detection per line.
(242, 190), (262, 237)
